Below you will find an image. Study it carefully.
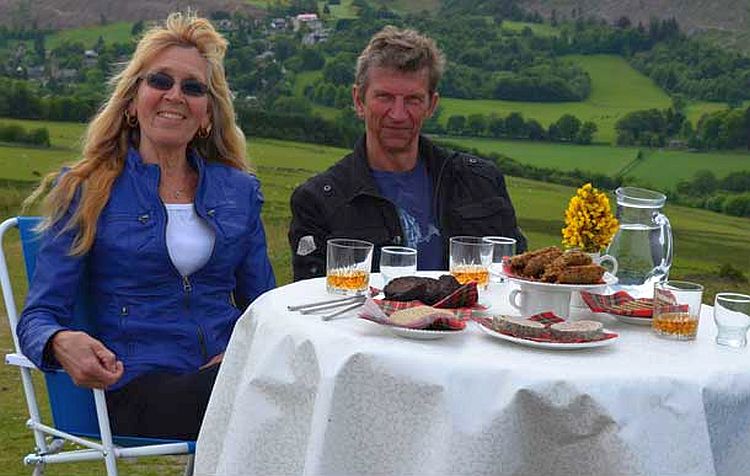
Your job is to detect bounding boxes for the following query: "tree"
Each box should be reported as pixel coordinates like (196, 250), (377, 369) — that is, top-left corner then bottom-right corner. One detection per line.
(467, 114), (487, 136)
(299, 48), (325, 70)
(322, 53), (356, 86)
(131, 20), (144, 37)
(488, 114), (505, 138)
(526, 119), (545, 140)
(446, 115), (467, 135)
(553, 113), (581, 142)
(505, 112), (526, 138)
(575, 121), (597, 144)
(272, 96), (313, 115)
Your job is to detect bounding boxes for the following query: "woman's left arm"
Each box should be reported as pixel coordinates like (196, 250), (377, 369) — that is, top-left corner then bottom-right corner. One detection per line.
(234, 178), (276, 310)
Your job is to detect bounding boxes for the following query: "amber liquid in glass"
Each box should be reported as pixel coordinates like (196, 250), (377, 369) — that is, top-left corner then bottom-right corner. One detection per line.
(326, 268), (369, 294)
(652, 312), (699, 340)
(451, 265), (490, 288)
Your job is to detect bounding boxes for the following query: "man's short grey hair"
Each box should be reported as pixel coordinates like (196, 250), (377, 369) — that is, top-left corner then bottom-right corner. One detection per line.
(355, 25), (446, 100)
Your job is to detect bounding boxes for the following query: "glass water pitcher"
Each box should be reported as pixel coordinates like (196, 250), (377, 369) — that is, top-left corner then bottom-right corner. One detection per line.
(606, 187), (673, 287)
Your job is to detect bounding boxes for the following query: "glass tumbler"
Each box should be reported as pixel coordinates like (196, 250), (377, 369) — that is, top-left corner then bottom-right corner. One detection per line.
(483, 236), (517, 283)
(449, 236), (492, 288)
(713, 293), (750, 348)
(379, 246), (417, 286)
(326, 238), (374, 295)
(652, 280), (704, 340)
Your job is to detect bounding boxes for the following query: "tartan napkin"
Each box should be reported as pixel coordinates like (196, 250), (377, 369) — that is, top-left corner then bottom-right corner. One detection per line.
(359, 299), (467, 330)
(433, 281), (479, 309)
(476, 312), (618, 343)
(580, 291), (654, 317)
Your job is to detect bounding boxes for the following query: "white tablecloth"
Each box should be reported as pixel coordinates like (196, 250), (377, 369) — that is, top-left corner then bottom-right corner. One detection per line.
(195, 277), (750, 476)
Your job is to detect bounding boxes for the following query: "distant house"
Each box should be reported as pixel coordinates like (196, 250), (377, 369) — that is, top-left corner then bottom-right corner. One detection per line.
(293, 13), (322, 32)
(302, 30), (329, 45)
(83, 50), (99, 67)
(667, 139), (687, 150)
(270, 18), (288, 30)
(255, 51), (275, 63)
(26, 65), (45, 80)
(216, 19), (235, 31)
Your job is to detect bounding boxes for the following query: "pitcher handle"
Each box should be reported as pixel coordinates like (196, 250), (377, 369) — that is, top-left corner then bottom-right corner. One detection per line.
(655, 211), (673, 274)
(597, 254), (618, 276)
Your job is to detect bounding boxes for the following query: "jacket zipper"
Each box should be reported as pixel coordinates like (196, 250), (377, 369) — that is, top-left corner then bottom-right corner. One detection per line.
(432, 156), (450, 233)
(155, 164), (210, 366)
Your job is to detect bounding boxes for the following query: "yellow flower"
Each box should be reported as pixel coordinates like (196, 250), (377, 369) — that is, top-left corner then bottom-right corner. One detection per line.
(561, 183), (619, 253)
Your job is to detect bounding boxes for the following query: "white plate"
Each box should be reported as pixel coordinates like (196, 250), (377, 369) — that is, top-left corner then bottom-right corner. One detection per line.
(477, 322), (618, 350)
(611, 314), (652, 326)
(502, 271), (618, 291)
(388, 326), (465, 340)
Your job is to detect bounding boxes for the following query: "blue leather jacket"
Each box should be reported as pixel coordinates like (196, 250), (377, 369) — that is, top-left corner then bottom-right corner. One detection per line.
(17, 148), (276, 390)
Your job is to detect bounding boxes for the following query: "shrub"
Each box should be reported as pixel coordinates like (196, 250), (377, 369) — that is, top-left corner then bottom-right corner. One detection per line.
(718, 263), (748, 282)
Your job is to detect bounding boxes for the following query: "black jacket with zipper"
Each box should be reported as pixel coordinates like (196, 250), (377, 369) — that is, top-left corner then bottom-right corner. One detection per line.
(288, 135), (527, 281)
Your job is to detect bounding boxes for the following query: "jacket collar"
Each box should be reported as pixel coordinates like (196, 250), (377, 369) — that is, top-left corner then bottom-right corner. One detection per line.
(125, 146), (205, 175)
(345, 134), (448, 199)
(124, 146), (208, 206)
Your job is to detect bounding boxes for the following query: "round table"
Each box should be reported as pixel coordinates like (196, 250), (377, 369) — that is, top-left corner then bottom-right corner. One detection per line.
(195, 277), (750, 476)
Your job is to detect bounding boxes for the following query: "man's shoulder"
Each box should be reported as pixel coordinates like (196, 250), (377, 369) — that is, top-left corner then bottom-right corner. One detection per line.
(292, 151), (359, 202)
(434, 143), (501, 179)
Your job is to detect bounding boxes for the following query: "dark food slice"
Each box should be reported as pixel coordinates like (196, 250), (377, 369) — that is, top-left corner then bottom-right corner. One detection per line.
(384, 275), (463, 304)
(384, 276), (428, 301)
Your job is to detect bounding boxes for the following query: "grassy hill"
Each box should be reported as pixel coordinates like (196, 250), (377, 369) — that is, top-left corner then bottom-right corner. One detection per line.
(439, 54), (673, 144)
(520, 0), (750, 37)
(45, 22), (134, 49)
(444, 136), (750, 189)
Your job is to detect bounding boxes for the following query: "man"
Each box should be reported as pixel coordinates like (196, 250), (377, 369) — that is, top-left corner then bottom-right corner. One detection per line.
(289, 26), (527, 281)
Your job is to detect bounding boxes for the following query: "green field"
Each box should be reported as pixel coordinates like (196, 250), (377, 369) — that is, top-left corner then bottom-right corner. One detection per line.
(502, 20), (559, 37)
(439, 54), (673, 144)
(444, 137), (637, 175)
(444, 136), (750, 189)
(46, 22), (134, 49)
(384, 0), (441, 14)
(1, 122), (749, 475)
(320, 0), (358, 19)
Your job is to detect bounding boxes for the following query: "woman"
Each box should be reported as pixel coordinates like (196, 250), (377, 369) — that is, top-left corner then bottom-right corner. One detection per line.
(16, 12), (276, 440)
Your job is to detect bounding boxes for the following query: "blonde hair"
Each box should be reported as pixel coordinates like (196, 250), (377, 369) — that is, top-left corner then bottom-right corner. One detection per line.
(355, 25), (445, 100)
(26, 11), (247, 255)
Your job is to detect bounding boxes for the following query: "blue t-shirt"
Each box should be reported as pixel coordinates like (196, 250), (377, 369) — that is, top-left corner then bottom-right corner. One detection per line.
(371, 160), (443, 270)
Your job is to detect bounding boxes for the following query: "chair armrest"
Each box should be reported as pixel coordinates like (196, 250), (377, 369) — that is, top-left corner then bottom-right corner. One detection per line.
(5, 352), (36, 369)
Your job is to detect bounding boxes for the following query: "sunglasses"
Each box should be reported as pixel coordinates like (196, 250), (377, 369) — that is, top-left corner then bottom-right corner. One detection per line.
(144, 71), (208, 97)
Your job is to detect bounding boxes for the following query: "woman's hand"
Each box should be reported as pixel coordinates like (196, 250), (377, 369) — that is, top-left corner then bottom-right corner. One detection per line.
(200, 352), (224, 370)
(51, 330), (124, 389)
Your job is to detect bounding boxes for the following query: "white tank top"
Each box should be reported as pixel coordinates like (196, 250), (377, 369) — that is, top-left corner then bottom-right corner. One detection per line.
(165, 204), (215, 277)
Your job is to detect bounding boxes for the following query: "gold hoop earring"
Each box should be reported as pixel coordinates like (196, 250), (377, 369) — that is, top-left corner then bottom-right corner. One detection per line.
(124, 111), (138, 128)
(197, 124), (212, 139)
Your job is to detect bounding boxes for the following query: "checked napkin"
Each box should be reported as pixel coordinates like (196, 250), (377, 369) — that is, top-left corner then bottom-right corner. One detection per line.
(358, 282), (481, 330)
(376, 281), (480, 319)
(581, 291), (654, 317)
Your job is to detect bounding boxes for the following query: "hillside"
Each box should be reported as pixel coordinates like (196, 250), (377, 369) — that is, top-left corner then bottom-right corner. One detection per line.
(520, 0), (749, 35)
(0, 0), (264, 29)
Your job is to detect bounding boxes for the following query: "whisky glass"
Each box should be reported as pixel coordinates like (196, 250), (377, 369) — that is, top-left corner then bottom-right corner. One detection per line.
(449, 236), (492, 288)
(326, 239), (374, 295)
(652, 280), (704, 340)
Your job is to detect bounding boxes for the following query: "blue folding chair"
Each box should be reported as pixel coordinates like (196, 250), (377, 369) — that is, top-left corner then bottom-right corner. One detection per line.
(0, 217), (195, 475)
